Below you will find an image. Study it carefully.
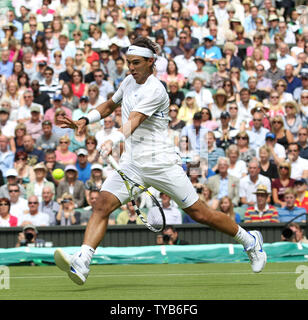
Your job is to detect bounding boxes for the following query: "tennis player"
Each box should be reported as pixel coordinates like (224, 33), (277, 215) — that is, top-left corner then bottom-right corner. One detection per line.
(54, 37), (266, 285)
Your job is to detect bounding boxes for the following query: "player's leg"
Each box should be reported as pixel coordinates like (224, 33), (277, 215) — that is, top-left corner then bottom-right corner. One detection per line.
(54, 191), (121, 285)
(145, 164), (266, 272)
(83, 190), (121, 249)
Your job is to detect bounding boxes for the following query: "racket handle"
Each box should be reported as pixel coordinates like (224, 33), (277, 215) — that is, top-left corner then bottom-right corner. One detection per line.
(107, 155), (120, 170)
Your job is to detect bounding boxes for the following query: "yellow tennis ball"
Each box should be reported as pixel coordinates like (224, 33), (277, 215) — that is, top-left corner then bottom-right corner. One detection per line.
(52, 168), (64, 180)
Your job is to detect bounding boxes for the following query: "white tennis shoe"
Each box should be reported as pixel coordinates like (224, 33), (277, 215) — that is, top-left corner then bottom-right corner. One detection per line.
(246, 230), (267, 273)
(54, 248), (89, 285)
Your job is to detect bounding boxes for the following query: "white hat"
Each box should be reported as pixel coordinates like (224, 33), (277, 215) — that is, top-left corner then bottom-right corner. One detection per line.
(76, 148), (88, 156)
(6, 168), (18, 177)
(91, 163), (103, 171)
(64, 165), (78, 172)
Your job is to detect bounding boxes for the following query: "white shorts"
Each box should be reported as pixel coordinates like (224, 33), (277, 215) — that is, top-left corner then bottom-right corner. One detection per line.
(101, 162), (199, 209)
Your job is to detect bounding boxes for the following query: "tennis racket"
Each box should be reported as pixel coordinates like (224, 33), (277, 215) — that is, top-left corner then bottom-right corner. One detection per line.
(101, 153), (166, 233)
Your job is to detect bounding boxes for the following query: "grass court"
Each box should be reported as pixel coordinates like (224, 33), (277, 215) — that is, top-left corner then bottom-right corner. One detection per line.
(1, 262), (308, 300)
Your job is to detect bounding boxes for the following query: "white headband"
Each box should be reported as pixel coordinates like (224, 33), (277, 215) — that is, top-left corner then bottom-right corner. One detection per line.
(126, 45), (157, 59)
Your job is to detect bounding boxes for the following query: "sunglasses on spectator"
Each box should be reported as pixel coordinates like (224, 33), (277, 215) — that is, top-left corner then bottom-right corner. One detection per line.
(28, 202), (38, 204)
(0, 203), (9, 206)
(279, 166), (289, 170)
(9, 189), (19, 193)
(60, 141), (68, 144)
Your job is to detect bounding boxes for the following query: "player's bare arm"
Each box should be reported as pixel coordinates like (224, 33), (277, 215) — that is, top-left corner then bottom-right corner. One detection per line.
(58, 98), (119, 134)
(101, 111), (148, 156)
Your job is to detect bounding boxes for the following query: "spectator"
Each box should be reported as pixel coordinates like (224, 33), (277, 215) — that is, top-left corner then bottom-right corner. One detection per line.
(21, 134), (45, 166)
(0, 49), (14, 79)
(274, 79), (294, 104)
(248, 110), (270, 149)
(283, 64), (302, 95)
(214, 111), (238, 151)
(57, 165), (85, 208)
(83, 40), (99, 65)
(0, 197), (17, 227)
(13, 151), (35, 187)
(207, 157), (239, 208)
(223, 42), (242, 70)
(298, 127), (308, 160)
(71, 69), (88, 99)
(85, 136), (102, 165)
(156, 225), (189, 245)
(200, 107), (218, 131)
(255, 64), (272, 93)
(247, 76), (268, 103)
(59, 57), (75, 85)
(247, 32), (270, 61)
(187, 56), (211, 88)
(90, 69), (114, 101)
(218, 196), (241, 223)
(228, 102), (245, 130)
(211, 88), (229, 121)
(109, 57), (128, 90)
(15, 223), (46, 247)
(44, 148), (65, 187)
(226, 144), (247, 179)
(61, 82), (80, 112)
(240, 57), (257, 89)
(211, 60), (230, 91)
(265, 53), (284, 85)
(294, 72), (308, 102)
(55, 136), (77, 167)
(39, 66), (61, 99)
(283, 101), (303, 141)
(148, 193), (182, 225)
(235, 131), (256, 165)
(31, 80), (51, 113)
(237, 88), (258, 125)
(95, 116), (122, 149)
(24, 105), (43, 142)
(0, 104), (17, 139)
(287, 142), (308, 180)
(278, 188), (306, 223)
(26, 162), (55, 203)
(35, 120), (58, 152)
(263, 132), (286, 166)
(294, 179), (308, 214)
(244, 184), (278, 223)
(0, 135), (15, 177)
(56, 192), (81, 226)
(277, 43), (297, 70)
(39, 186), (59, 226)
(168, 83), (185, 109)
(116, 200), (145, 225)
(161, 59), (185, 90)
(281, 222), (308, 243)
(258, 145), (279, 181)
(76, 148), (92, 184)
(266, 89), (285, 118)
(195, 35), (222, 66)
(8, 183), (27, 220)
(191, 77), (214, 110)
(180, 112), (208, 154)
(18, 195), (50, 226)
(18, 89), (44, 124)
(239, 159), (271, 207)
(85, 163), (105, 204)
(203, 131), (225, 171)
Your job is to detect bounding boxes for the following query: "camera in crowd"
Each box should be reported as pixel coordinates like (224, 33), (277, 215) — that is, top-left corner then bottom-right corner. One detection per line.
(163, 234), (170, 244)
(61, 199), (71, 204)
(281, 227), (295, 242)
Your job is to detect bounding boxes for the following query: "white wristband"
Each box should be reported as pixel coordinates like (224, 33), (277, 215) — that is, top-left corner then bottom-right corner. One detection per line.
(110, 131), (125, 146)
(86, 109), (101, 124)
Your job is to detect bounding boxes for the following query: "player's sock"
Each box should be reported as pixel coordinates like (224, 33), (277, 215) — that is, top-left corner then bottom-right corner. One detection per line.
(79, 244), (95, 267)
(233, 226), (255, 250)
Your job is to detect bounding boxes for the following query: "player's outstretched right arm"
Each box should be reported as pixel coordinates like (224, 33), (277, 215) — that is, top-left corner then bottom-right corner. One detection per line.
(59, 98), (119, 135)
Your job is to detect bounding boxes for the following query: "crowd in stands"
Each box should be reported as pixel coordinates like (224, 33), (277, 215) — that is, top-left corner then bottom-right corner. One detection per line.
(0, 0), (308, 229)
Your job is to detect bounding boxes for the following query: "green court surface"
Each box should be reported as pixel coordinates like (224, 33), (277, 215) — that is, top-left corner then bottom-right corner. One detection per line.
(1, 262), (308, 300)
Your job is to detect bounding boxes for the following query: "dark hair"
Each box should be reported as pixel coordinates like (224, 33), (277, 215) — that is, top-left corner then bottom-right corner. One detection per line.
(164, 225), (177, 233)
(167, 59), (178, 75)
(44, 66), (54, 75)
(131, 37), (158, 70)
(34, 35), (48, 57)
(72, 69), (84, 82)
(288, 142), (300, 151)
(86, 135), (98, 146)
(0, 197), (10, 211)
(17, 72), (30, 88)
(201, 107), (212, 120)
(14, 151), (28, 161)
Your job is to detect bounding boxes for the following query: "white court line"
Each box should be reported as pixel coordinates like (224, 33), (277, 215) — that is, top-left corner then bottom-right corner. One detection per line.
(9, 271), (297, 280)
